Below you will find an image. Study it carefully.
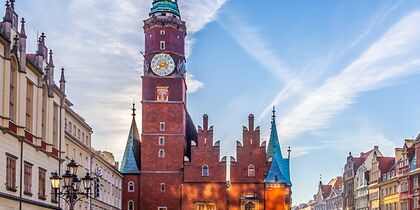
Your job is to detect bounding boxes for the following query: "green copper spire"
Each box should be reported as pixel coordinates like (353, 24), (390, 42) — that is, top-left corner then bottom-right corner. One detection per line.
(267, 107), (283, 160)
(150, 0), (181, 17)
(120, 104), (142, 174)
(264, 107), (292, 186)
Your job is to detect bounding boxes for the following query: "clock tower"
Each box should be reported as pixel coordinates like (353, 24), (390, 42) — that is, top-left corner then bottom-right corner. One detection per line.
(141, 0), (191, 209)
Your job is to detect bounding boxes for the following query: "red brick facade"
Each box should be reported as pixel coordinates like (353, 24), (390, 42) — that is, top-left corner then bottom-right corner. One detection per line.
(120, 1), (292, 209)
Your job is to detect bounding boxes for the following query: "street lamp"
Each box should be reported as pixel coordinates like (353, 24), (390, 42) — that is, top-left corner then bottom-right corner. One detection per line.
(50, 160), (99, 210)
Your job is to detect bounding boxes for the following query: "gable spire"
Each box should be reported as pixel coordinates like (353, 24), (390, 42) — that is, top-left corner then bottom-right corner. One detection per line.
(264, 106), (292, 186)
(267, 106), (283, 160)
(120, 103), (142, 174)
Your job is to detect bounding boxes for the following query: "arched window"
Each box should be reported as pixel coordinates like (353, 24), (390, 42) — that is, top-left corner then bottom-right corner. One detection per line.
(128, 181), (134, 192)
(128, 200), (134, 210)
(248, 164), (255, 177)
(159, 149), (165, 158)
(245, 202), (256, 210)
(9, 57), (18, 122)
(201, 165), (209, 177)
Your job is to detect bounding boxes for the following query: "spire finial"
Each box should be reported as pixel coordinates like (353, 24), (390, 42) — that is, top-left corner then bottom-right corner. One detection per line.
(132, 103), (136, 117)
(20, 18), (27, 38)
(59, 67), (66, 94)
(49, 49), (54, 67)
(5, 0), (9, 7)
(272, 106), (276, 122)
(40, 32), (46, 43)
(9, 0), (14, 9)
(287, 146), (291, 158)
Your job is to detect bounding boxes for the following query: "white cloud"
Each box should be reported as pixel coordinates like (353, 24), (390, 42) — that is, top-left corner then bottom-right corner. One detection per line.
(186, 73), (204, 94)
(18, 0), (228, 162)
(279, 11), (420, 141)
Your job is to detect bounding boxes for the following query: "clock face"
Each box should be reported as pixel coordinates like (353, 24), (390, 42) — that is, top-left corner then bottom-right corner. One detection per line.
(151, 53), (175, 76)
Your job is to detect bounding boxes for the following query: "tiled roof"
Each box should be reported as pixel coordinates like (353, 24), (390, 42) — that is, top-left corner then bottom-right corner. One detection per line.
(321, 184), (332, 199)
(377, 157), (395, 175)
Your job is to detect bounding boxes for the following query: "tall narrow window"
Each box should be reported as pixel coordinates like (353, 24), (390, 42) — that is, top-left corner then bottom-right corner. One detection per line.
(202, 165), (209, 177)
(159, 149), (165, 158)
(160, 122), (165, 131)
(160, 30), (166, 35)
(26, 81), (34, 132)
(248, 164), (256, 177)
(53, 103), (59, 148)
(159, 136), (165, 146)
(160, 41), (166, 50)
(6, 154), (17, 191)
(24, 161), (33, 195)
(128, 200), (134, 210)
(41, 86), (48, 139)
(160, 183), (166, 192)
(9, 58), (18, 122)
(38, 168), (47, 200)
(128, 181), (134, 192)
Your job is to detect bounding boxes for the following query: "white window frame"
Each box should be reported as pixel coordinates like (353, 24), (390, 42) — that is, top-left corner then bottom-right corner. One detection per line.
(159, 149), (165, 158)
(159, 136), (165, 146)
(128, 200), (134, 210)
(160, 30), (165, 35)
(128, 181), (134, 192)
(202, 164), (209, 177)
(160, 41), (166, 50)
(158, 207), (167, 210)
(248, 164), (256, 177)
(160, 183), (165, 192)
(160, 122), (165, 131)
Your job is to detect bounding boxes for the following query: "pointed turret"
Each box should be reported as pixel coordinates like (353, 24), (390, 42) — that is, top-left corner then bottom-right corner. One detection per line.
(120, 103), (142, 174)
(20, 17), (26, 38)
(19, 18), (27, 73)
(47, 50), (55, 85)
(149, 0), (180, 17)
(267, 107), (283, 159)
(264, 107), (292, 186)
(59, 67), (66, 94)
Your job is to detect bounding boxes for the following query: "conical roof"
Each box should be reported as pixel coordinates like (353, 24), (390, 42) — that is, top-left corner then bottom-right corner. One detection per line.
(264, 107), (292, 186)
(120, 104), (141, 174)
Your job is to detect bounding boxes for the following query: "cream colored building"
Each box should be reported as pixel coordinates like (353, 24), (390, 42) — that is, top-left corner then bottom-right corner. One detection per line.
(0, 2), (122, 210)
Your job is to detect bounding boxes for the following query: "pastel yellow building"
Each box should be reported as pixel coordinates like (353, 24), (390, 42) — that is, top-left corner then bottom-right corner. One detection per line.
(379, 171), (399, 210)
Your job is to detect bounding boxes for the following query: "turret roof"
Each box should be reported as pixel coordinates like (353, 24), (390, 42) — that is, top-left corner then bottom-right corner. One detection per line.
(150, 0), (180, 17)
(264, 107), (292, 186)
(120, 104), (141, 174)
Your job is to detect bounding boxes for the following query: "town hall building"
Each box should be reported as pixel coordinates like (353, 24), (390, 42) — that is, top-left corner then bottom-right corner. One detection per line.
(120, 0), (293, 209)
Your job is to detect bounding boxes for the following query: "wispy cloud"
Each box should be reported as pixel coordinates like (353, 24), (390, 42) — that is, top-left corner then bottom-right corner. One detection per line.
(279, 11), (420, 140)
(19, 0), (228, 161)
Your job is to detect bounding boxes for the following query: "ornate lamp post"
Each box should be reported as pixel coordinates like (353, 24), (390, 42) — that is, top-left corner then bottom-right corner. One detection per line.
(50, 160), (96, 210)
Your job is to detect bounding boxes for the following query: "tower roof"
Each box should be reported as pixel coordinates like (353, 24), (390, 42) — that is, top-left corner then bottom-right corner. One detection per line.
(264, 107), (292, 185)
(150, 0), (180, 17)
(120, 104), (142, 174)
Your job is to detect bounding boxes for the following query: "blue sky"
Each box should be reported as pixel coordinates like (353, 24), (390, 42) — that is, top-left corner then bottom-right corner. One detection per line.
(16, 0), (420, 205)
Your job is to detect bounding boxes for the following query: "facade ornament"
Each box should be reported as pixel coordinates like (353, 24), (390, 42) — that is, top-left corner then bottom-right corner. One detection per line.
(143, 60), (149, 74)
